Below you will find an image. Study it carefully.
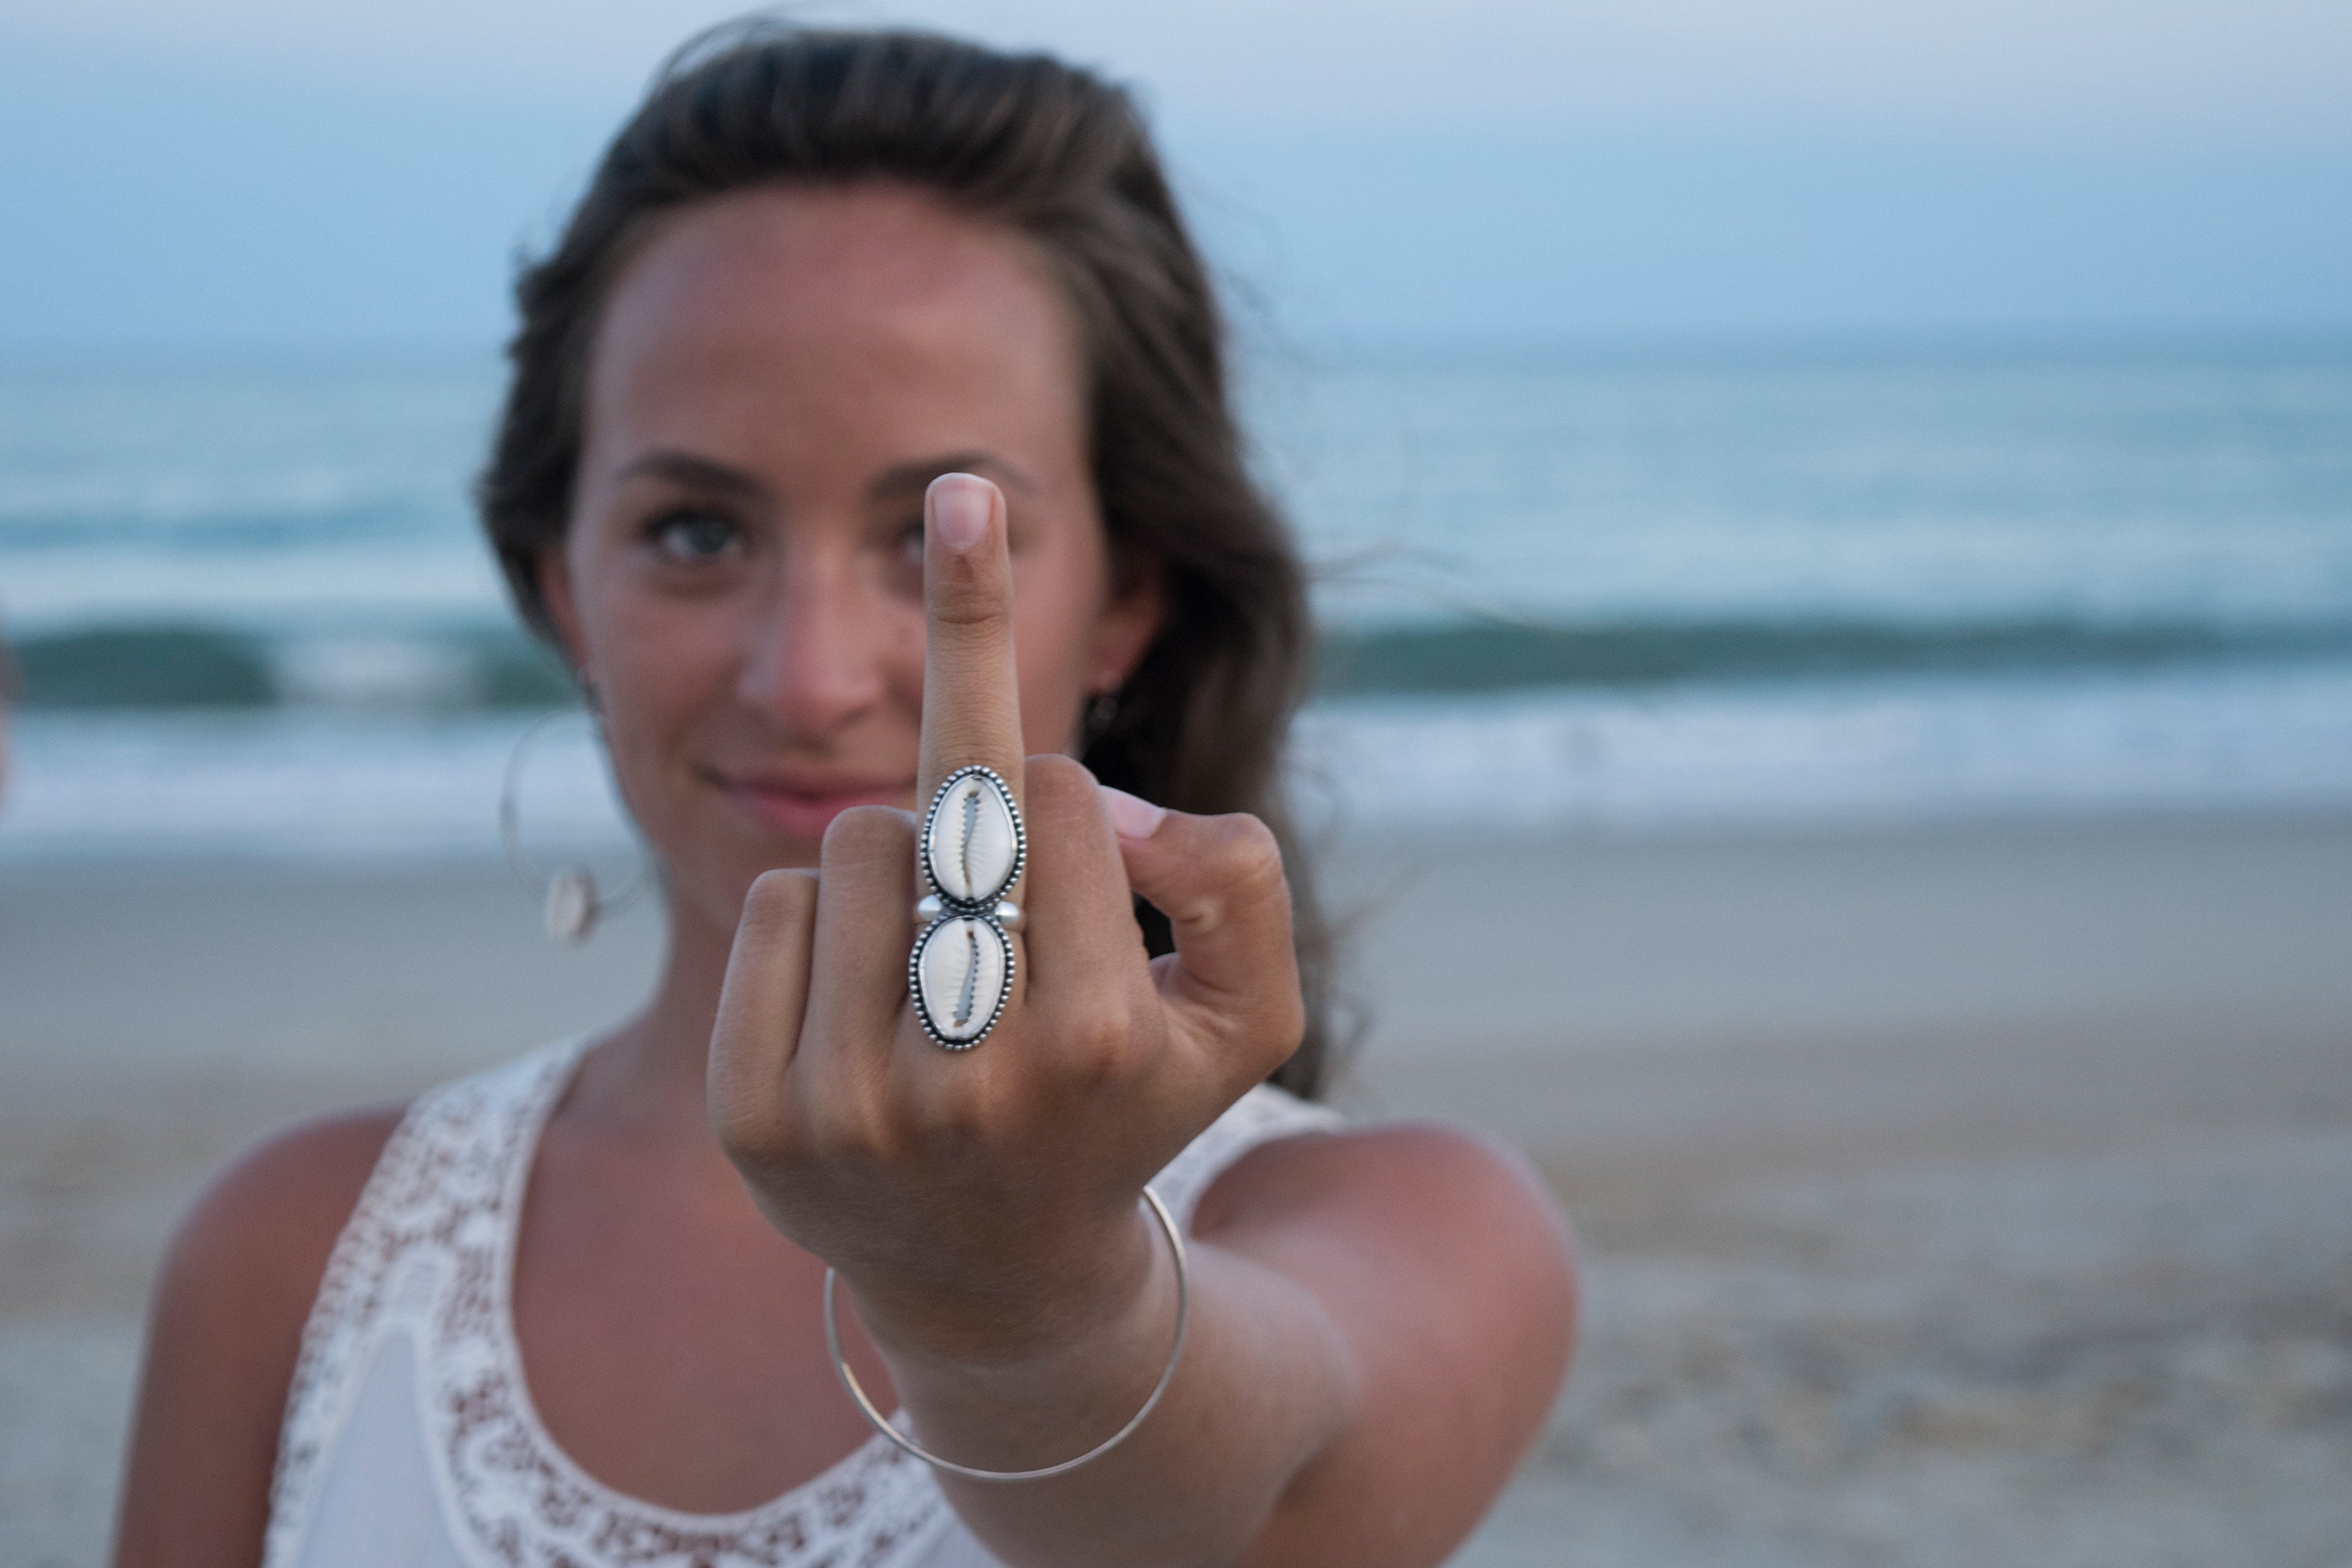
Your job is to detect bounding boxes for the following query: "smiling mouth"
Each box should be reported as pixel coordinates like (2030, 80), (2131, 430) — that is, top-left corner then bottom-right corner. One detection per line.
(712, 771), (915, 840)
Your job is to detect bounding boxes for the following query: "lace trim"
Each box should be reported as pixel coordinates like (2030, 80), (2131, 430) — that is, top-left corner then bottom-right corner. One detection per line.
(265, 1038), (1340, 1568)
(1158, 1086), (1344, 1230)
(264, 1047), (495, 1564)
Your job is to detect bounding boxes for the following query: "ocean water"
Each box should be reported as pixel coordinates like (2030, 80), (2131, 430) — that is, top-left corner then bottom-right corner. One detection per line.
(2, 346), (2348, 860)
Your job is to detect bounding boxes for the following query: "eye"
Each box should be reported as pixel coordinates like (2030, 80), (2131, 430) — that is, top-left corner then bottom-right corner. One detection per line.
(646, 508), (744, 564)
(878, 514), (927, 600)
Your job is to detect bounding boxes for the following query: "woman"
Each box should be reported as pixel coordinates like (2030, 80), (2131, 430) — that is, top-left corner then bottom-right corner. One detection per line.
(112, 24), (1577, 1567)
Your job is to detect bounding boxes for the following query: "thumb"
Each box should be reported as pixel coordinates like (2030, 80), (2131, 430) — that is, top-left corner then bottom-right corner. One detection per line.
(1103, 788), (1305, 1068)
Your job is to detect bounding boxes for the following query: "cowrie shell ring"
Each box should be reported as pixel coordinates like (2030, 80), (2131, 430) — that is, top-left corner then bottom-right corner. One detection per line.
(909, 765), (1025, 1049)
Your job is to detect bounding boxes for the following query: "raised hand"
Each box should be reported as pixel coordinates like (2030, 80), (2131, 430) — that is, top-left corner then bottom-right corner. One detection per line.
(707, 471), (1306, 1372)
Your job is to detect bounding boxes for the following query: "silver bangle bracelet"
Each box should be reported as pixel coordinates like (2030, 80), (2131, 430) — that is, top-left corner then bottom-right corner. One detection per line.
(822, 1187), (1192, 1483)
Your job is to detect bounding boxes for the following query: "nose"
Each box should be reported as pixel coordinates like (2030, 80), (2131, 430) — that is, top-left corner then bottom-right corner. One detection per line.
(735, 549), (898, 739)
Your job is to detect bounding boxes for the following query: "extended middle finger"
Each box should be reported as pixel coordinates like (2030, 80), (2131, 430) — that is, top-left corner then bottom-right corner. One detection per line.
(902, 474), (1031, 1052)
(916, 474), (1026, 835)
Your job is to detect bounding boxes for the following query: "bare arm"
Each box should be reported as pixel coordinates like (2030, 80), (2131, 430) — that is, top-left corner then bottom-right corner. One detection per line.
(1214, 1124), (1576, 1565)
(111, 1109), (401, 1568)
(887, 1123), (1577, 1568)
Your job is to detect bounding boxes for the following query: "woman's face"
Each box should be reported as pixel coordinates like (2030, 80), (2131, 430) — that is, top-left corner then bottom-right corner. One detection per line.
(543, 183), (1162, 931)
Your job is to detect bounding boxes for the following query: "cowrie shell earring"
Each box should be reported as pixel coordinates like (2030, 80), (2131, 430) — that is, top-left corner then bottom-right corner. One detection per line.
(499, 709), (648, 945)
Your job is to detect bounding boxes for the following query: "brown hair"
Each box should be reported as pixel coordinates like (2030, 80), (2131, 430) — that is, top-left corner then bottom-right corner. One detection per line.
(477, 21), (1343, 1097)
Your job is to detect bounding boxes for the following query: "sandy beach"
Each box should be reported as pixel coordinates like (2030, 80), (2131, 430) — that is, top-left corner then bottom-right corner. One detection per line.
(4, 812), (2349, 1564)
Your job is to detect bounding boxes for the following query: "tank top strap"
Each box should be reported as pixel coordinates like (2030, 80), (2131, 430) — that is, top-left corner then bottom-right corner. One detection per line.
(263, 1036), (593, 1565)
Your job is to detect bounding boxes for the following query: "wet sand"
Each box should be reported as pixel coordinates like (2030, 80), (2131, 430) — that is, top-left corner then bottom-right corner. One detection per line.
(4, 813), (2349, 1564)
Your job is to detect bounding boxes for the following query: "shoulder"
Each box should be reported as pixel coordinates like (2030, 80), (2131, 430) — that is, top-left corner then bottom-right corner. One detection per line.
(171, 1102), (410, 1276)
(1196, 1115), (1577, 1297)
(1196, 1120), (1580, 1568)
(151, 1036), (583, 1359)
(152, 1102), (410, 1377)
(140, 1100), (413, 1444)
(112, 1102), (410, 1566)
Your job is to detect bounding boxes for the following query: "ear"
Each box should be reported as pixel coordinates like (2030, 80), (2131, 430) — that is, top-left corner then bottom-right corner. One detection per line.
(534, 542), (592, 687)
(1088, 554), (1167, 693)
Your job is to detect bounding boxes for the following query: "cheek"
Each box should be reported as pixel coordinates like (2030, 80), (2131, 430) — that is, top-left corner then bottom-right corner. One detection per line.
(593, 590), (730, 713)
(573, 570), (749, 817)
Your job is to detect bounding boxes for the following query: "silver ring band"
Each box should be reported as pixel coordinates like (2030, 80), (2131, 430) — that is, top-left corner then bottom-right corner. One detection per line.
(916, 894), (1025, 932)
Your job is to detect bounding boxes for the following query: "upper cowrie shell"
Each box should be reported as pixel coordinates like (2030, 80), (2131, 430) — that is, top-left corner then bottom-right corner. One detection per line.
(922, 766), (1023, 909)
(911, 914), (1013, 1047)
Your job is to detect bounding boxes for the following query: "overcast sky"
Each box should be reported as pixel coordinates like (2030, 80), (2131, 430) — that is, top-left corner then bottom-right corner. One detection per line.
(2, 0), (2347, 354)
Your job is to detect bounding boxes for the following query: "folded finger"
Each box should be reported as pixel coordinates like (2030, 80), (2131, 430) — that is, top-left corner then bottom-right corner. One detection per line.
(1107, 794), (1305, 1073)
(710, 868), (819, 1161)
(800, 806), (924, 1085)
(1017, 755), (1154, 999)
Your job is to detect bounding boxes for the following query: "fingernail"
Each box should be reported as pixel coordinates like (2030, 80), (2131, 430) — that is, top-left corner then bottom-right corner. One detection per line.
(930, 474), (990, 551)
(1102, 786), (1166, 839)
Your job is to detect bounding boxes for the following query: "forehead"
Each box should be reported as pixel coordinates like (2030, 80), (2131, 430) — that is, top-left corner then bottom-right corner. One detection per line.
(583, 183), (1086, 475)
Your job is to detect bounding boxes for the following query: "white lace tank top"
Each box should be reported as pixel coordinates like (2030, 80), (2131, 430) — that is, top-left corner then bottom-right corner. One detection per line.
(261, 1036), (1342, 1568)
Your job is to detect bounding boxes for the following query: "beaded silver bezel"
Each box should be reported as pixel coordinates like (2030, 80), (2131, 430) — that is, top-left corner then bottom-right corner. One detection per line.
(917, 764), (1025, 915)
(908, 912), (1015, 1050)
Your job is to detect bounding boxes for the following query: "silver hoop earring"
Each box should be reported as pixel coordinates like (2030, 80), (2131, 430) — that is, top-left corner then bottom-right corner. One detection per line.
(499, 709), (649, 944)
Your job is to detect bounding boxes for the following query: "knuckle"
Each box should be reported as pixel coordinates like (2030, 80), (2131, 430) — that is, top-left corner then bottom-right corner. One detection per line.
(929, 565), (1011, 630)
(710, 1078), (792, 1170)
(1213, 993), (1304, 1089)
(799, 1055), (896, 1160)
(931, 593), (1008, 631)
(820, 804), (916, 872)
(739, 868), (815, 928)
(911, 1069), (999, 1152)
(1052, 1004), (1138, 1087)
(1024, 751), (1089, 792)
(1022, 753), (1096, 820)
(926, 712), (1010, 770)
(1206, 814), (1288, 898)
(714, 1113), (787, 1174)
(806, 1100), (899, 1175)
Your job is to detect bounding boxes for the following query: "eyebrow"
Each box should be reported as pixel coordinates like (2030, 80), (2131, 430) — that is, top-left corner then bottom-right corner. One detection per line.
(867, 453), (1038, 502)
(613, 450), (771, 499)
(612, 448), (1039, 506)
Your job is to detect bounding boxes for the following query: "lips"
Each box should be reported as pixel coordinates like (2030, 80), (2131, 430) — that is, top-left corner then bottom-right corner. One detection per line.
(715, 771), (914, 842)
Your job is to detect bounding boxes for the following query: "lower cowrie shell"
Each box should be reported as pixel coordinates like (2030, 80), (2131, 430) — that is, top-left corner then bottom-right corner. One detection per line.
(911, 915), (1013, 1047)
(923, 767), (1022, 908)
